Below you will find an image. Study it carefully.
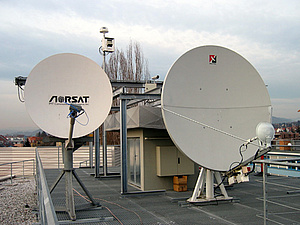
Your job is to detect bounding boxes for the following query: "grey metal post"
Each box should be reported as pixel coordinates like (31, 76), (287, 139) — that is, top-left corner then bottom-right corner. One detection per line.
(103, 48), (106, 71)
(89, 142), (93, 168)
(94, 128), (100, 177)
(57, 147), (59, 169)
(103, 123), (108, 176)
(263, 162), (268, 225)
(95, 28), (108, 177)
(120, 95), (128, 194)
(102, 50), (108, 176)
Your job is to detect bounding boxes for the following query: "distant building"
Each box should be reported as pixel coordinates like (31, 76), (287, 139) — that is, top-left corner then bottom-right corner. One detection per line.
(6, 136), (25, 147)
(275, 132), (300, 140)
(273, 131), (300, 151)
(0, 135), (9, 147)
(28, 136), (43, 147)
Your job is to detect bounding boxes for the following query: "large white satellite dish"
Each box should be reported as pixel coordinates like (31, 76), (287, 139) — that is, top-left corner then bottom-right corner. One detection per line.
(161, 45), (272, 171)
(25, 53), (112, 139)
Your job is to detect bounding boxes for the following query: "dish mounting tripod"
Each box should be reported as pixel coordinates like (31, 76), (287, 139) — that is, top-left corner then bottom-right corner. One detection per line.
(49, 104), (99, 221)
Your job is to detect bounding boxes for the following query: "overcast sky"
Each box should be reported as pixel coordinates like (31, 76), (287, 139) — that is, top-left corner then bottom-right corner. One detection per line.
(1, 0), (300, 132)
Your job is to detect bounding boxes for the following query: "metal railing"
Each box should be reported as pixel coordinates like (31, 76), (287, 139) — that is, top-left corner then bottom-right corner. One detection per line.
(78, 145), (121, 168)
(35, 148), (59, 224)
(0, 159), (35, 183)
(79, 159), (90, 168)
(254, 158), (300, 225)
(36, 146), (62, 169)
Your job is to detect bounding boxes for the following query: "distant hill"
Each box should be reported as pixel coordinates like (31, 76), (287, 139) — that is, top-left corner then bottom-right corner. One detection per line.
(0, 128), (42, 136)
(0, 116), (298, 136)
(272, 116), (295, 124)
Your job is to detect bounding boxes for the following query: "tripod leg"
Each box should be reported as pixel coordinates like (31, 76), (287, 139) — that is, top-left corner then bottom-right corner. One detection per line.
(73, 170), (99, 206)
(66, 170), (76, 220)
(50, 170), (65, 193)
(215, 172), (229, 198)
(188, 167), (206, 202)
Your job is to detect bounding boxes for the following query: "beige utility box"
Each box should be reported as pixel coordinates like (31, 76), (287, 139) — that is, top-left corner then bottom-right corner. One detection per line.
(156, 146), (194, 176)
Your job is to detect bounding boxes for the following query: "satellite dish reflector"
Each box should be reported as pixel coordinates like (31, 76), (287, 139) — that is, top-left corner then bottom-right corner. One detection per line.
(161, 45), (272, 171)
(25, 53), (112, 139)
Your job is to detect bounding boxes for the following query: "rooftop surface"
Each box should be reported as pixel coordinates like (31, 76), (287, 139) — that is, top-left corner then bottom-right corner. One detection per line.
(45, 168), (300, 225)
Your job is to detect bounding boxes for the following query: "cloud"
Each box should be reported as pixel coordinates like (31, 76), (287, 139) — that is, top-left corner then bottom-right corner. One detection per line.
(1, 0), (300, 131)
(0, 80), (37, 130)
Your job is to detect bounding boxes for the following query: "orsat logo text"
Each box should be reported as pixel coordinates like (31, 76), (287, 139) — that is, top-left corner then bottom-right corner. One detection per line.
(49, 95), (90, 105)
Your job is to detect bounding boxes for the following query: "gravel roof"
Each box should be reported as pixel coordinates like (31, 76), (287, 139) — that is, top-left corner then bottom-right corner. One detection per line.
(0, 177), (37, 224)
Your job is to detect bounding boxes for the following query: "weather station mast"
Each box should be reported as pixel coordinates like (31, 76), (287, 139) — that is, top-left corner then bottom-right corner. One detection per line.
(94, 27), (115, 178)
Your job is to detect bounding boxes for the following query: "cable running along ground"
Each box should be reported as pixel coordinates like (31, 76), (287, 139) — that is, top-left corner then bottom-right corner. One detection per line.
(73, 188), (143, 225)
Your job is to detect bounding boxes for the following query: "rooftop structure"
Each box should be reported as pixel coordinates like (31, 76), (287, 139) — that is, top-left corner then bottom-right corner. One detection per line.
(44, 166), (300, 224)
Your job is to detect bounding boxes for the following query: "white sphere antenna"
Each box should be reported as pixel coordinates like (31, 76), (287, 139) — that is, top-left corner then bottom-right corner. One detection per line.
(161, 45), (272, 171)
(256, 122), (275, 147)
(24, 53), (112, 139)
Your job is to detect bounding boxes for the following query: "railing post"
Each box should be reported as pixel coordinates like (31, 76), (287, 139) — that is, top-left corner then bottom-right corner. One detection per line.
(263, 162), (268, 225)
(33, 159), (35, 176)
(23, 161), (25, 179)
(10, 163), (13, 184)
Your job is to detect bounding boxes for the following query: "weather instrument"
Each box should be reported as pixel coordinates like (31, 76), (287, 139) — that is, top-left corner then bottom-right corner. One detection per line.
(161, 45), (273, 202)
(24, 53), (112, 220)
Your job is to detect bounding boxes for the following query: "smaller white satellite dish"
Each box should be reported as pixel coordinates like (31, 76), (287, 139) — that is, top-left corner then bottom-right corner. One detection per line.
(25, 53), (112, 139)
